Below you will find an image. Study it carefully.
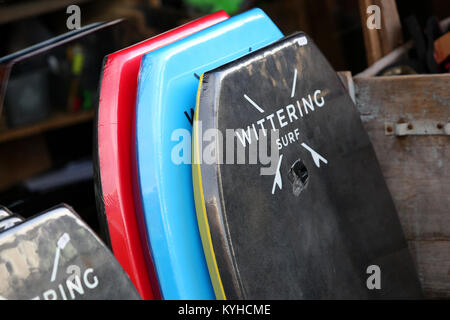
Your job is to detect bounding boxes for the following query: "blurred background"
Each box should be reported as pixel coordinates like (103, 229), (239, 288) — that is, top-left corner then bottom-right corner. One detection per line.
(0, 0), (449, 239)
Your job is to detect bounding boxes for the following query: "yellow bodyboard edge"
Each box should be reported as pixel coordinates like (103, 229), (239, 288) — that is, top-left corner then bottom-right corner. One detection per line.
(192, 73), (226, 300)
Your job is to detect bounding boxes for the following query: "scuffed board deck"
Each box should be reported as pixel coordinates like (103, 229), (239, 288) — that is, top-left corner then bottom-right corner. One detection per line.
(350, 74), (449, 298)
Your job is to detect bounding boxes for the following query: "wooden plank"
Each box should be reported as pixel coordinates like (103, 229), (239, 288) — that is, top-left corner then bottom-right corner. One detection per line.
(352, 74), (450, 298)
(358, 0), (403, 65)
(260, 0), (346, 69)
(0, 110), (94, 144)
(408, 241), (450, 298)
(354, 74), (449, 240)
(260, 0), (313, 36)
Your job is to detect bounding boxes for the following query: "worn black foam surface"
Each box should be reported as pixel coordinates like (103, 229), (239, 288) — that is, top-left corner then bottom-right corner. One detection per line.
(194, 32), (423, 299)
(0, 204), (140, 300)
(0, 215), (23, 232)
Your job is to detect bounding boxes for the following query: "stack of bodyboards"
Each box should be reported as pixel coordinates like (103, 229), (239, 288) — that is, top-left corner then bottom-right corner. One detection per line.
(96, 8), (424, 299)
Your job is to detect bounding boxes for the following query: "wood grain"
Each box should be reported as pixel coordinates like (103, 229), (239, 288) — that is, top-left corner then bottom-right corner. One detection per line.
(409, 241), (450, 298)
(352, 74), (450, 298)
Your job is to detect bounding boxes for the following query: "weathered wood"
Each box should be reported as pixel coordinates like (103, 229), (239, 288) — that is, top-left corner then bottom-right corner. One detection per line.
(352, 74), (450, 298)
(260, 0), (347, 69)
(358, 0), (404, 65)
(409, 241), (450, 298)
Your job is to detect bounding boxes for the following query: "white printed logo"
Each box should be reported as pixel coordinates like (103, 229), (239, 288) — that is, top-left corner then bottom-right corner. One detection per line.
(301, 143), (328, 168)
(272, 155), (283, 194)
(32, 233), (100, 300)
(240, 67), (328, 194)
(50, 233), (70, 282)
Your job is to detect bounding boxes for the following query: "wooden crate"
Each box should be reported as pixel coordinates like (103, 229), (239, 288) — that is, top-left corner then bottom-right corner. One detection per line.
(339, 71), (450, 298)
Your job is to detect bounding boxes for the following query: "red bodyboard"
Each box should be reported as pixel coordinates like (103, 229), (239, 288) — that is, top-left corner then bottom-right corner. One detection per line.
(95, 11), (229, 299)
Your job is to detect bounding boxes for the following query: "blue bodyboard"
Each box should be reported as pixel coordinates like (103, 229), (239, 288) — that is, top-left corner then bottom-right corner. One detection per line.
(135, 8), (283, 299)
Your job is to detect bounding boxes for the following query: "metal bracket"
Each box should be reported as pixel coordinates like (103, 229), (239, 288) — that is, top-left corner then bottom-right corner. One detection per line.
(385, 121), (450, 136)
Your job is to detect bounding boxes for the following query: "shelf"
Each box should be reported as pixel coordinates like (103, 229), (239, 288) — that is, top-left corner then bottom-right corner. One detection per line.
(0, 110), (94, 143)
(0, 0), (92, 25)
